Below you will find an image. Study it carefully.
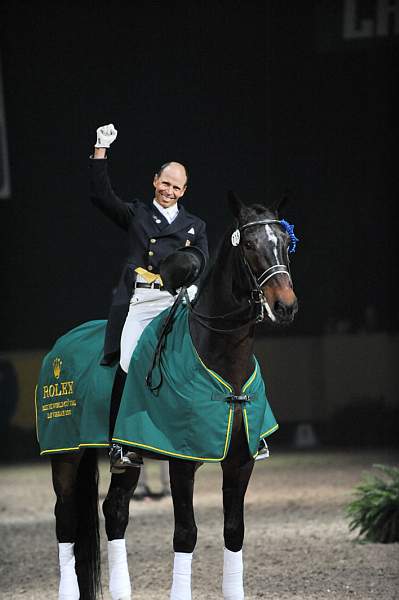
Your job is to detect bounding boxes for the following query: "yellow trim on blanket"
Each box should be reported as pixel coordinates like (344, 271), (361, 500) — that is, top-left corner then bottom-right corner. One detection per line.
(195, 351), (233, 391)
(252, 424), (280, 458)
(40, 442), (110, 455)
(243, 407), (250, 444)
(242, 364), (257, 392)
(39, 422), (276, 458)
(195, 349), (258, 395)
(260, 423), (279, 438)
(112, 405), (234, 463)
(34, 385), (39, 444)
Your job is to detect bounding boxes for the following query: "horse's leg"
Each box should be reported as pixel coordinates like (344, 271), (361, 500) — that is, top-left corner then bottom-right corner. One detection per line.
(221, 423), (255, 600)
(102, 468), (141, 600)
(51, 452), (83, 600)
(169, 458), (201, 600)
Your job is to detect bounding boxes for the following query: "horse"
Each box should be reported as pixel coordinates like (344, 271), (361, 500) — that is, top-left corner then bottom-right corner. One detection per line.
(43, 191), (298, 600)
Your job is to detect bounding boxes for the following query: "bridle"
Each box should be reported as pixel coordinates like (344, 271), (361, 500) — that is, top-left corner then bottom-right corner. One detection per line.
(189, 218), (293, 330)
(239, 219), (292, 322)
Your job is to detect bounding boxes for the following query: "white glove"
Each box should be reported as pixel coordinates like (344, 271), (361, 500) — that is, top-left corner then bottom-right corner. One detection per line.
(187, 285), (198, 302)
(95, 123), (118, 148)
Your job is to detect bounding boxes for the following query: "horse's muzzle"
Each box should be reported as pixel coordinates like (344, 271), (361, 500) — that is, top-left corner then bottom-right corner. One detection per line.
(273, 298), (298, 324)
(262, 281), (298, 325)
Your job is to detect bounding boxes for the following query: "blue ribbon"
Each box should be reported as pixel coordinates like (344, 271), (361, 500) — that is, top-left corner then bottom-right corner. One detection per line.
(279, 219), (299, 253)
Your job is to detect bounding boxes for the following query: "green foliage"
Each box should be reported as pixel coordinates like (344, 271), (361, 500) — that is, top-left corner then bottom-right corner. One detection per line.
(346, 464), (399, 543)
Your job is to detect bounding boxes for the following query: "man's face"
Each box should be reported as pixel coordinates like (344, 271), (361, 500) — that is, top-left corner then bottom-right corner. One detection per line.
(153, 163), (187, 209)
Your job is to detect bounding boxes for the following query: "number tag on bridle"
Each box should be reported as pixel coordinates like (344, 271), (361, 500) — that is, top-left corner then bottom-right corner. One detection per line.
(231, 229), (241, 246)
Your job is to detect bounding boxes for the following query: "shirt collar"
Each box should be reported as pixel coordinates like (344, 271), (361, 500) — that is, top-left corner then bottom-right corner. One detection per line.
(153, 199), (179, 224)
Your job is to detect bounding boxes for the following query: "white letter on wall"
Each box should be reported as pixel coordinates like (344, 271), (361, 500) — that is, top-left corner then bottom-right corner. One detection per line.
(343, 0), (374, 39)
(376, 0), (399, 36)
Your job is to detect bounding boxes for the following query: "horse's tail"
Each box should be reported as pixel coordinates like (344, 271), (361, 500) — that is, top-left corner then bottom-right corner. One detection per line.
(75, 448), (101, 600)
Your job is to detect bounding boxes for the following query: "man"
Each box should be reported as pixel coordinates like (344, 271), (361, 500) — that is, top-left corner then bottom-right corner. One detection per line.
(90, 124), (209, 471)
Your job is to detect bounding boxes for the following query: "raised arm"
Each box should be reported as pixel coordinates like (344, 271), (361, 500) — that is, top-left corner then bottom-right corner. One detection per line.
(89, 124), (134, 231)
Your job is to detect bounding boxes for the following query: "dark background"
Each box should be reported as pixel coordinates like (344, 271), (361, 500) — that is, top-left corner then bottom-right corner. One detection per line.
(0, 0), (398, 350)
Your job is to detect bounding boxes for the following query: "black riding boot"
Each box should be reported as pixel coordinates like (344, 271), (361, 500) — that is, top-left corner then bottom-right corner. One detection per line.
(109, 366), (143, 472)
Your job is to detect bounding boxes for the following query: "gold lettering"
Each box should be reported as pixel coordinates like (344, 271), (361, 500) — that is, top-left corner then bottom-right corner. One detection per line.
(42, 380), (74, 400)
(42, 398), (77, 413)
(46, 407), (74, 419)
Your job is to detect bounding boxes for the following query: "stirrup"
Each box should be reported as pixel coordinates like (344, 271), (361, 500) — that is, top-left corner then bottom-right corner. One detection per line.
(109, 443), (143, 473)
(255, 439), (270, 461)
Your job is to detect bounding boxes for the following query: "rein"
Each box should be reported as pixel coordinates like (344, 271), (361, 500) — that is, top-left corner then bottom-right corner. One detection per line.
(146, 287), (187, 393)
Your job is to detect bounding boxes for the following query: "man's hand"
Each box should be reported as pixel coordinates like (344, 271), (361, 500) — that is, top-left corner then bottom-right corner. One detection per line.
(95, 123), (118, 148)
(187, 285), (198, 302)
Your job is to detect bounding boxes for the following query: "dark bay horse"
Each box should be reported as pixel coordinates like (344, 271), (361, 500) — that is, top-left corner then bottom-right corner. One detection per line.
(49, 192), (298, 600)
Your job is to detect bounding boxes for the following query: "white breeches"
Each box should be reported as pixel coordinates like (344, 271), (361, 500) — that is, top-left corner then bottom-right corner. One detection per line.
(120, 287), (175, 373)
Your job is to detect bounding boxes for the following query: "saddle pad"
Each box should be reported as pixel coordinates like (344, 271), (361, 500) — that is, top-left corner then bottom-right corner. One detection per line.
(35, 320), (116, 455)
(113, 304), (278, 461)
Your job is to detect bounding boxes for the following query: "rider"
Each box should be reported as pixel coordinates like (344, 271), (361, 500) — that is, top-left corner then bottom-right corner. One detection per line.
(90, 124), (209, 471)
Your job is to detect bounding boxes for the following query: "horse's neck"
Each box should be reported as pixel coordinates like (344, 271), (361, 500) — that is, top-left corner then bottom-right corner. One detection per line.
(191, 322), (255, 395)
(190, 253), (256, 394)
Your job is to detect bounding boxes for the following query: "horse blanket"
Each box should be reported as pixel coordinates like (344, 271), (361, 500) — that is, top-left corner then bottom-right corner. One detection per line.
(36, 305), (278, 459)
(35, 320), (116, 455)
(113, 304), (278, 460)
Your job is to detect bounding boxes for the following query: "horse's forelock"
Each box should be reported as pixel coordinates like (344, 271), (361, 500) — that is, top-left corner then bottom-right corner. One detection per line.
(239, 203), (277, 224)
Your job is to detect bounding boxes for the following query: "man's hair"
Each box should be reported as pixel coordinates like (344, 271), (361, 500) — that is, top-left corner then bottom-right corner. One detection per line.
(156, 161), (189, 186)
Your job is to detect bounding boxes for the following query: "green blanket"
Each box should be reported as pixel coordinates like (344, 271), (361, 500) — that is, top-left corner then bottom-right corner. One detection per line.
(113, 305), (278, 461)
(36, 306), (278, 459)
(35, 320), (116, 455)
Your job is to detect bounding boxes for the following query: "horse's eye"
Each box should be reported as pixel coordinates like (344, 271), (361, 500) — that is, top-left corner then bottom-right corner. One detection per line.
(244, 241), (255, 250)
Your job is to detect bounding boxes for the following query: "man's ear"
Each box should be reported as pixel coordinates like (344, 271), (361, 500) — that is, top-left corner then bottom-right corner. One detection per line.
(153, 174), (158, 188)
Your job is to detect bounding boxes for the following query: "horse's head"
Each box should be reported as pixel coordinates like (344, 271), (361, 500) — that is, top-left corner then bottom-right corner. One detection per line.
(228, 191), (298, 325)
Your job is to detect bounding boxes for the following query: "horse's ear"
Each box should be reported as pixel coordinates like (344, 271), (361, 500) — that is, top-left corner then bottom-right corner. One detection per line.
(269, 190), (290, 216)
(227, 190), (244, 218)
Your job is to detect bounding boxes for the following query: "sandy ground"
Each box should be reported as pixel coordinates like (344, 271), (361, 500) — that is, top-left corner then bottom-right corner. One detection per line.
(0, 449), (398, 600)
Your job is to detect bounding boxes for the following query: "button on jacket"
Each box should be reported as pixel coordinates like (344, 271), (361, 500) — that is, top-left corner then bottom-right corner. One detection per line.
(89, 158), (209, 365)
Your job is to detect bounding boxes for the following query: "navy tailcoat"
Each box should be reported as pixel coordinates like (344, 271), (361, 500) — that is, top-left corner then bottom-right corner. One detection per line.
(89, 158), (209, 365)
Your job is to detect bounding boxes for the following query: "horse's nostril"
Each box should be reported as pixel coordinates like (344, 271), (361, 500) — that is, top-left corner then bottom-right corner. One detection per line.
(275, 300), (287, 315)
(274, 300), (294, 319)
